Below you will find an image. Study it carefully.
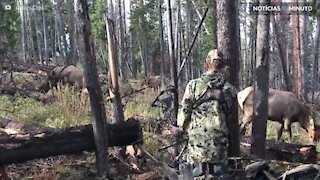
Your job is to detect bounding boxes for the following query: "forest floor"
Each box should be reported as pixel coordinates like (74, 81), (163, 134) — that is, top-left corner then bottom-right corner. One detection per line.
(0, 70), (319, 179)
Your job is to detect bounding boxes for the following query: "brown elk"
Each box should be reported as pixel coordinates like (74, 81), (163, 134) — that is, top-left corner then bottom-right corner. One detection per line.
(238, 86), (311, 140)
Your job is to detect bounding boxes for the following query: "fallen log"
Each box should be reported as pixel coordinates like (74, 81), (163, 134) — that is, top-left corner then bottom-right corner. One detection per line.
(0, 118), (142, 165)
(241, 136), (319, 164)
(0, 85), (57, 104)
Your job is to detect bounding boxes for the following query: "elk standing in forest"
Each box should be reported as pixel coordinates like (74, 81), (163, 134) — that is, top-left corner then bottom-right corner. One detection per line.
(238, 86), (311, 140)
(141, 75), (161, 91)
(39, 65), (88, 95)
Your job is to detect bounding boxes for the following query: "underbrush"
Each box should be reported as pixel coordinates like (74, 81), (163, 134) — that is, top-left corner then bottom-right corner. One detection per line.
(0, 85), (90, 128)
(124, 90), (161, 120)
(245, 121), (309, 144)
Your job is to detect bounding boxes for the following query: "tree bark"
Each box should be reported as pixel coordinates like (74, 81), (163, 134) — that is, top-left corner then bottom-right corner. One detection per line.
(185, 0), (193, 81)
(41, 0), (49, 66)
(250, 0), (271, 159)
(139, 18), (149, 77)
(216, 0), (240, 157)
(77, 0), (109, 176)
(130, 32), (137, 79)
(31, 2), (43, 64)
(26, 3), (36, 64)
(300, 0), (308, 101)
(106, 19), (125, 124)
(271, 15), (290, 91)
(312, 20), (320, 98)
(291, 0), (302, 99)
(19, 0), (27, 63)
(158, 0), (166, 85)
(118, 0), (127, 80)
(212, 0), (217, 48)
(166, 0), (178, 120)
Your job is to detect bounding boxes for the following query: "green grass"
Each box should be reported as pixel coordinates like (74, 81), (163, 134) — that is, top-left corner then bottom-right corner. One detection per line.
(124, 87), (161, 120)
(0, 85), (90, 128)
(244, 120), (309, 144)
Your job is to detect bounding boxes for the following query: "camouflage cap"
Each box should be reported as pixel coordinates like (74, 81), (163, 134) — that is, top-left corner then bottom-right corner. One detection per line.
(205, 49), (224, 68)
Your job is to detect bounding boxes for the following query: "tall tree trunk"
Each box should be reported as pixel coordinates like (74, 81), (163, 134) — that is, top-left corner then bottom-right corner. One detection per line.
(212, 0), (217, 48)
(216, 0), (240, 157)
(175, 0), (182, 82)
(77, 0), (108, 177)
(106, 19), (125, 124)
(186, 0), (193, 81)
(68, 0), (76, 65)
(32, 4), (43, 64)
(26, 4), (35, 64)
(41, 0), (49, 65)
(20, 0), (27, 63)
(158, 0), (166, 85)
(73, 1), (79, 65)
(249, 1), (258, 83)
(251, 0), (271, 159)
(291, 0), (302, 99)
(53, 0), (69, 65)
(139, 18), (148, 77)
(272, 15), (290, 91)
(118, 0), (127, 80)
(312, 20), (320, 98)
(56, 2), (69, 65)
(300, 0), (308, 101)
(166, 0), (178, 119)
(130, 32), (137, 79)
(53, 6), (61, 63)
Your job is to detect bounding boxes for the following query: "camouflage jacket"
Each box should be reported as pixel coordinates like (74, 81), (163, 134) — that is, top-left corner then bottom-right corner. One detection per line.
(177, 71), (238, 164)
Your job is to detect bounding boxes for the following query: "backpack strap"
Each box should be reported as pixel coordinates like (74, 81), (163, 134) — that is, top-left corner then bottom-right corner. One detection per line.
(193, 83), (229, 116)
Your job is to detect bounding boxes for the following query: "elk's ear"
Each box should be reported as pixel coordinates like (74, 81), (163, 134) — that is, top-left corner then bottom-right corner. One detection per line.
(49, 68), (57, 77)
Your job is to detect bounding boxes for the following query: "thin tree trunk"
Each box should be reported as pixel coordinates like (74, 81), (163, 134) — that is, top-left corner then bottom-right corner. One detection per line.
(20, 0), (27, 63)
(130, 32), (137, 79)
(32, 3), (43, 64)
(118, 0), (127, 80)
(68, 1), (76, 65)
(139, 19), (148, 77)
(26, 4), (35, 64)
(41, 0), (49, 66)
(158, 0), (166, 85)
(291, 0), (302, 99)
(300, 0), (308, 101)
(249, 2), (258, 82)
(212, 0), (217, 48)
(53, 7), (61, 63)
(77, 0), (108, 176)
(312, 20), (320, 98)
(174, 0), (181, 82)
(186, 0), (193, 81)
(166, 0), (178, 119)
(56, 2), (69, 65)
(73, 1), (79, 65)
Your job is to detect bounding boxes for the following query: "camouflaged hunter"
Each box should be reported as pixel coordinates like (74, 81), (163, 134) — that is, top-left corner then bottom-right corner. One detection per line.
(177, 49), (238, 176)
